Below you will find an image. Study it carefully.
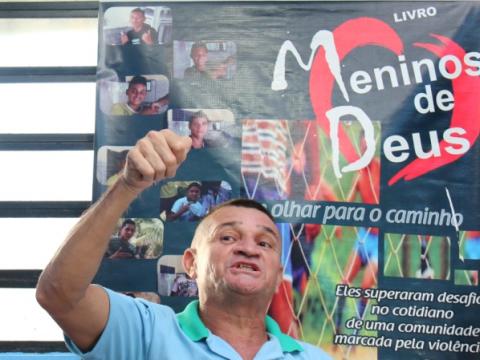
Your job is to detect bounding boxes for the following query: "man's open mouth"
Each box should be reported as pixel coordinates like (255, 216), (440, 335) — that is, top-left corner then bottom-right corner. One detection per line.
(233, 262), (259, 272)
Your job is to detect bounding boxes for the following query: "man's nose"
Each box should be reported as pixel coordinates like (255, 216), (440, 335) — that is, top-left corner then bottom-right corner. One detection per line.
(233, 238), (260, 257)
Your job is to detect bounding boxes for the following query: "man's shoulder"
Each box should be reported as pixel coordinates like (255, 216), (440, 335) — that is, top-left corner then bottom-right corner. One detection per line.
(110, 103), (132, 116)
(106, 287), (176, 322)
(144, 23), (156, 33)
(172, 196), (187, 206)
(184, 67), (208, 80)
(107, 236), (121, 248)
(65, 288), (182, 358)
(184, 66), (196, 76)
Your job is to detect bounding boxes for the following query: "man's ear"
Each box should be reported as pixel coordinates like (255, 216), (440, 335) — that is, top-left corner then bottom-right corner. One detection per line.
(182, 248), (197, 279)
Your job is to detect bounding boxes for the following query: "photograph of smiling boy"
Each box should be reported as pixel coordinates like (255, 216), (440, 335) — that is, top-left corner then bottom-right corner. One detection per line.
(188, 111), (209, 149)
(106, 219), (137, 259)
(167, 182), (204, 222)
(105, 218), (164, 260)
(167, 109), (237, 148)
(121, 8), (158, 46)
(103, 6), (172, 46)
(161, 181), (233, 222)
(173, 40), (237, 80)
(110, 75), (148, 115)
(184, 42), (209, 80)
(106, 75), (169, 116)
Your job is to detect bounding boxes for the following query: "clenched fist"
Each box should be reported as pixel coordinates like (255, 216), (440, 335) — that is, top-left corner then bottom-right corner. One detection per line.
(120, 130), (192, 194)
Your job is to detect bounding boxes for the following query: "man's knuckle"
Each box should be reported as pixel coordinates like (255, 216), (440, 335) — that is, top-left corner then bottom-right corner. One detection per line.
(158, 128), (171, 137)
(146, 130), (160, 141)
(164, 153), (177, 167)
(136, 138), (149, 149)
(143, 167), (155, 178)
(156, 162), (166, 173)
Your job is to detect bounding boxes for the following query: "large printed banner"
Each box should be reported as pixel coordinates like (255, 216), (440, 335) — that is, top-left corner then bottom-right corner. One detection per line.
(93, 1), (480, 359)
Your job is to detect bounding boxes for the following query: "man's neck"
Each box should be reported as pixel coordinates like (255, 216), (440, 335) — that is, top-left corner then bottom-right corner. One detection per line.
(199, 298), (269, 360)
(126, 103), (140, 112)
(191, 136), (204, 148)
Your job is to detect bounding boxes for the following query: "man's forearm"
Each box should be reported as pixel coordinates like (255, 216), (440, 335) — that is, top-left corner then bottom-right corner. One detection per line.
(167, 205), (188, 221)
(36, 178), (139, 313)
(35, 130), (191, 349)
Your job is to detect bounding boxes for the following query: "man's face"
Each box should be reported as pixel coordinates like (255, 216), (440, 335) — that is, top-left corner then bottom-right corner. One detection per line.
(189, 117), (208, 139)
(186, 186), (201, 202)
(191, 206), (283, 299)
(191, 47), (208, 72)
(130, 11), (145, 31)
(126, 83), (147, 109)
(119, 223), (136, 241)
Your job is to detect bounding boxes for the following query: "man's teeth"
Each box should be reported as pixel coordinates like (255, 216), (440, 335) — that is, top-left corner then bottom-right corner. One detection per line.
(238, 264), (254, 270)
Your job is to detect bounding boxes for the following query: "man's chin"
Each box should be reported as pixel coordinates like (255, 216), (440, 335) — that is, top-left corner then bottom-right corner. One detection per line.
(226, 281), (264, 297)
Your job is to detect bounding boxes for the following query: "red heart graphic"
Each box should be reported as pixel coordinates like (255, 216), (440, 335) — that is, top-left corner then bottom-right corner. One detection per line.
(309, 18), (480, 186)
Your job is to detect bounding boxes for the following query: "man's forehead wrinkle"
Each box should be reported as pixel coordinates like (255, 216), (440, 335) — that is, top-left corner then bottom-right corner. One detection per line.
(211, 220), (279, 240)
(215, 221), (242, 230)
(196, 206), (279, 238)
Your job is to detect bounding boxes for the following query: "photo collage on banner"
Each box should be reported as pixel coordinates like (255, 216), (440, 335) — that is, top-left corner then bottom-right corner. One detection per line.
(93, 2), (480, 359)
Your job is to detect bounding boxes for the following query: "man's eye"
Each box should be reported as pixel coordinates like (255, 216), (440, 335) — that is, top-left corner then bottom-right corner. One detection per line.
(221, 235), (235, 242)
(258, 241), (272, 248)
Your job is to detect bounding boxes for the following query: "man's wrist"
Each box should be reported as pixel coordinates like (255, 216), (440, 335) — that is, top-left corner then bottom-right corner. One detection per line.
(115, 176), (143, 199)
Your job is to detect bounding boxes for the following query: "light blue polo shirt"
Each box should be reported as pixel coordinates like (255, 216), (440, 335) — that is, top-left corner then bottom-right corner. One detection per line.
(65, 288), (331, 360)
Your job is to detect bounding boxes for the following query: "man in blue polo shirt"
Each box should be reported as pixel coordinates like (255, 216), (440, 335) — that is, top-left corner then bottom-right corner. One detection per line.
(36, 129), (331, 360)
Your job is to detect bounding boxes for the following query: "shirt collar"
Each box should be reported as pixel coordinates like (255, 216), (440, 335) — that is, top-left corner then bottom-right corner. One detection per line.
(176, 300), (303, 353)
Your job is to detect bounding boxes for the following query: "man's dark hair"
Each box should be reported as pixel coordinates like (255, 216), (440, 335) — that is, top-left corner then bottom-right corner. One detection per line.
(188, 111), (209, 125)
(128, 75), (147, 89)
(131, 7), (145, 17)
(121, 218), (136, 229)
(186, 182), (202, 191)
(190, 42), (208, 56)
(205, 198), (274, 223)
(191, 198), (275, 248)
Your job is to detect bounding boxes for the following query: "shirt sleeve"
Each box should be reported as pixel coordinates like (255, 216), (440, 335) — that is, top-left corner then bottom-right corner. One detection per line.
(110, 103), (130, 116)
(64, 288), (170, 360)
(171, 198), (183, 213)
